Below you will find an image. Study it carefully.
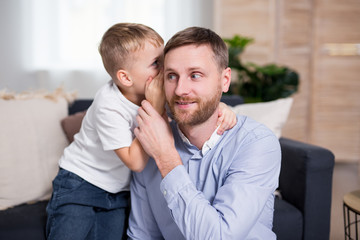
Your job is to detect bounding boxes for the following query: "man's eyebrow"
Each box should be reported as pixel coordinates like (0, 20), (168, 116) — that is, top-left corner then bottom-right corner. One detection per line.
(188, 67), (202, 72)
(164, 67), (176, 73)
(164, 67), (202, 73)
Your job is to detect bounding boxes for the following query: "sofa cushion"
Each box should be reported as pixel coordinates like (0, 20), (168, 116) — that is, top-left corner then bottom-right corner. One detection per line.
(273, 197), (303, 240)
(230, 97), (293, 138)
(61, 111), (86, 143)
(0, 88), (75, 210)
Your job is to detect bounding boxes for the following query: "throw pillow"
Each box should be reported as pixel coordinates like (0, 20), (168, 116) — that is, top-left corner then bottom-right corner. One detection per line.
(231, 97), (293, 138)
(61, 111), (86, 143)
(0, 88), (76, 210)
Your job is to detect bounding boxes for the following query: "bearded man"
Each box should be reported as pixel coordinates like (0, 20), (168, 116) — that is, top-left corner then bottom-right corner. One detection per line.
(128, 27), (281, 240)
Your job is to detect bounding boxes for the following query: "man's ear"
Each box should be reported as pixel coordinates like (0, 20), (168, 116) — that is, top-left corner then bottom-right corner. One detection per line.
(221, 67), (231, 93)
(116, 69), (133, 87)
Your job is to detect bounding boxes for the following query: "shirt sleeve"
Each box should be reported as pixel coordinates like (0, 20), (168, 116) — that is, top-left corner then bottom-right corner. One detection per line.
(160, 134), (281, 239)
(94, 104), (134, 151)
(127, 172), (164, 240)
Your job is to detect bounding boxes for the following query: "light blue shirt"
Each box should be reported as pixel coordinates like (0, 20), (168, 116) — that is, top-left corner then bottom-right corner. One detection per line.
(128, 115), (281, 240)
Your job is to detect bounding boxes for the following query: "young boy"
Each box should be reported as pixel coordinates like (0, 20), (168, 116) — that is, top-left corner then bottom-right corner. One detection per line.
(46, 23), (236, 240)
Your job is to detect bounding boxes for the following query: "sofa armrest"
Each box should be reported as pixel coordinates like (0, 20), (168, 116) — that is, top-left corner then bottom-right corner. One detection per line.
(279, 137), (335, 240)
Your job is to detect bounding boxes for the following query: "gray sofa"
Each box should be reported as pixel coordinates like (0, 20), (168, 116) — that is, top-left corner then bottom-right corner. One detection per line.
(0, 96), (335, 240)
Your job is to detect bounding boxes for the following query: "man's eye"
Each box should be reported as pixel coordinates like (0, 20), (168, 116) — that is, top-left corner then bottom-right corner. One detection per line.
(167, 74), (177, 81)
(191, 73), (201, 79)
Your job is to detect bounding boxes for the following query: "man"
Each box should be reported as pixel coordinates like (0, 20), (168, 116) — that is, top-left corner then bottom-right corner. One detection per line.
(128, 27), (281, 239)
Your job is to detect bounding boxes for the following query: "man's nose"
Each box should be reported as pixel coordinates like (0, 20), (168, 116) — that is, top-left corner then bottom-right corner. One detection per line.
(174, 76), (191, 96)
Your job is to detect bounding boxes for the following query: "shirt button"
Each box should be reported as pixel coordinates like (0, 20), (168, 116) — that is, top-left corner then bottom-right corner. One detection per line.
(163, 190), (167, 196)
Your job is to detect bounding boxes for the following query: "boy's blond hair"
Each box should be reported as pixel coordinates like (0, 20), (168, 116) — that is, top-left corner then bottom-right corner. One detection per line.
(99, 23), (164, 80)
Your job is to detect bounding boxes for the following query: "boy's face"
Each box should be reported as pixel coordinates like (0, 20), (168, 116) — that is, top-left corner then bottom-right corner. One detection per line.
(127, 41), (164, 95)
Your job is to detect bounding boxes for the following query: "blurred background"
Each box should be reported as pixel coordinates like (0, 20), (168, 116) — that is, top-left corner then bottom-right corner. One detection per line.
(0, 1), (360, 239)
(0, 0), (213, 98)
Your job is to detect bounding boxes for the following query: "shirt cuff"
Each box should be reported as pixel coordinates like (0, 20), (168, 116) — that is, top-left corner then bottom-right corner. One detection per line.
(160, 165), (192, 204)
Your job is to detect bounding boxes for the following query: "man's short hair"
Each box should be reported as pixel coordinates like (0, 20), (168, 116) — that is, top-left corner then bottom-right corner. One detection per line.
(164, 27), (228, 72)
(99, 23), (164, 80)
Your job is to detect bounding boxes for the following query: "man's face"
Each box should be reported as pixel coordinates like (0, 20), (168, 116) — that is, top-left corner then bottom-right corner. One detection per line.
(164, 44), (229, 126)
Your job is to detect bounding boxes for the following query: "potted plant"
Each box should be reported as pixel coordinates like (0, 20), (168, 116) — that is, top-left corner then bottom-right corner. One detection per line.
(223, 35), (299, 103)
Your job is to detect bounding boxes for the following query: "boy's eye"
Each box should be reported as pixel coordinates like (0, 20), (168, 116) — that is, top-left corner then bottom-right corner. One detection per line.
(152, 60), (159, 67)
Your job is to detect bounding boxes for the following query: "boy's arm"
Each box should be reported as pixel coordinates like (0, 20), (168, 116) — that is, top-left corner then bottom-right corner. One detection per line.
(114, 138), (148, 172)
(216, 102), (237, 135)
(113, 72), (164, 173)
(114, 72), (165, 172)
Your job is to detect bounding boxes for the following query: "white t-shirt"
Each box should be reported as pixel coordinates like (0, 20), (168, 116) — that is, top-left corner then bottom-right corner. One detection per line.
(59, 80), (139, 193)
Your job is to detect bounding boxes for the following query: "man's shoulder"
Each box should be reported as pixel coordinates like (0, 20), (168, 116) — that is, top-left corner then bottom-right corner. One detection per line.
(225, 115), (278, 143)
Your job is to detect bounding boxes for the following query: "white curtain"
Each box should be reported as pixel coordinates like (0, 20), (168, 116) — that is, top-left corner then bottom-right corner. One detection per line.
(0, 0), (213, 98)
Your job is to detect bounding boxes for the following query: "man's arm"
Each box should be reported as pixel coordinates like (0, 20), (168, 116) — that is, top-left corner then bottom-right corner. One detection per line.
(134, 100), (182, 177)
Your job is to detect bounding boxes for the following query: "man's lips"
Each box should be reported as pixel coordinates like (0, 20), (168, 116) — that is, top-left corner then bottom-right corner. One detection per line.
(175, 100), (196, 109)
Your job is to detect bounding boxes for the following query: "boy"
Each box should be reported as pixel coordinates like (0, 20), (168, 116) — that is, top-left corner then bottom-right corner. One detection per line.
(46, 23), (235, 240)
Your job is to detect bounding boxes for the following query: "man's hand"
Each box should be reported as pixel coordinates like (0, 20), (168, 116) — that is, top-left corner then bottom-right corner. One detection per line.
(134, 100), (182, 178)
(145, 71), (166, 115)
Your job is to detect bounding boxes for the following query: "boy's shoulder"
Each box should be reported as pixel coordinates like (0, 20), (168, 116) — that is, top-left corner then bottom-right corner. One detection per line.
(94, 80), (115, 98)
(90, 81), (118, 110)
(92, 80), (138, 115)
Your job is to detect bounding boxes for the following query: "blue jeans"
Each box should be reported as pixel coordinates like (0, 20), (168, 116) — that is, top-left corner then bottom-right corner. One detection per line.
(46, 168), (130, 240)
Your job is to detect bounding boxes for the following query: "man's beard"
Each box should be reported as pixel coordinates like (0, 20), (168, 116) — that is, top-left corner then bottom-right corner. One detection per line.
(168, 88), (222, 126)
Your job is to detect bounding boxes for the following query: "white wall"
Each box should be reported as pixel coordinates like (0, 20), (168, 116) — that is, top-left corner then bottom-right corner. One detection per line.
(0, 1), (33, 93)
(0, 0), (214, 99)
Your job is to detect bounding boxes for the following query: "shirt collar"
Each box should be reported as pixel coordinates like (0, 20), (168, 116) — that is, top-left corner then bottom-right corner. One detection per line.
(177, 125), (222, 156)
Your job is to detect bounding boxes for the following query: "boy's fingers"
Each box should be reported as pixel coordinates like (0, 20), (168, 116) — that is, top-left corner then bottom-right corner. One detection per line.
(217, 124), (226, 135)
(216, 114), (224, 126)
(145, 77), (153, 88)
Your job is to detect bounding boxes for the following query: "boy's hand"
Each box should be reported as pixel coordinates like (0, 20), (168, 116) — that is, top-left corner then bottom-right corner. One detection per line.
(217, 102), (237, 135)
(145, 71), (165, 114)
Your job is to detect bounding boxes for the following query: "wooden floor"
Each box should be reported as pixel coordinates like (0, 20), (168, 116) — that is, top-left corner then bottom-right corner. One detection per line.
(330, 162), (360, 240)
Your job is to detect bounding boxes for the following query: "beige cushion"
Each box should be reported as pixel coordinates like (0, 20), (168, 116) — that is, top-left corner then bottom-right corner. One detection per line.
(231, 97), (293, 138)
(0, 89), (74, 210)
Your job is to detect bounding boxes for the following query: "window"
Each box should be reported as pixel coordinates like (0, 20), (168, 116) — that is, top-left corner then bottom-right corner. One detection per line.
(23, 0), (213, 71)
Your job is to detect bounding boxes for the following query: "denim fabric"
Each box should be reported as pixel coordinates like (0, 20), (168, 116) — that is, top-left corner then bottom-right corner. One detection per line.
(46, 168), (129, 240)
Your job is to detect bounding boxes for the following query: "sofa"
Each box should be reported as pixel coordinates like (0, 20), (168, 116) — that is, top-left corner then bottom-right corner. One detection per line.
(0, 95), (335, 240)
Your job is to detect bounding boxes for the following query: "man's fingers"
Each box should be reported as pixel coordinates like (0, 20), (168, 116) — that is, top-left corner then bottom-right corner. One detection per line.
(137, 106), (147, 120)
(140, 100), (158, 117)
(134, 127), (140, 138)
